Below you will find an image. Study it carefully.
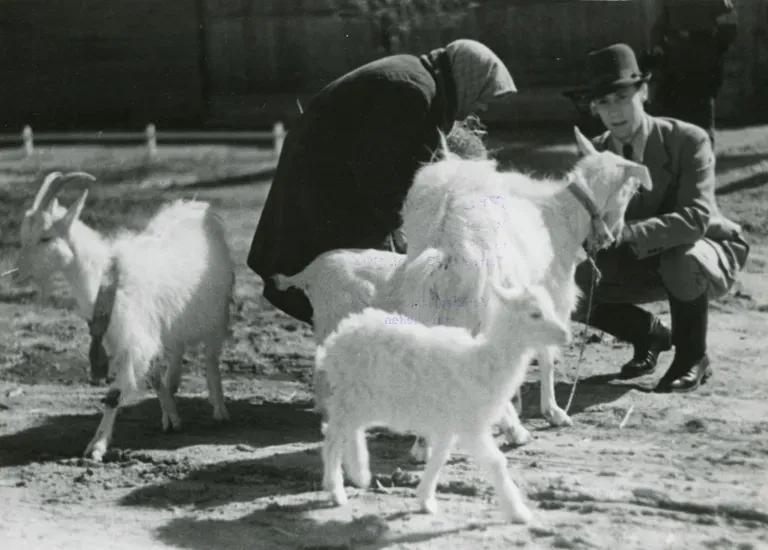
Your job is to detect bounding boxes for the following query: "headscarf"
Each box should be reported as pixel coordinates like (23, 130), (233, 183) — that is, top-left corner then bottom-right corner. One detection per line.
(445, 39), (517, 120)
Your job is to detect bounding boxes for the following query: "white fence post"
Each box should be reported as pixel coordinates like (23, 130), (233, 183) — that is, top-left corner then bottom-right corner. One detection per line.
(22, 125), (34, 157)
(273, 121), (285, 157)
(145, 123), (158, 159)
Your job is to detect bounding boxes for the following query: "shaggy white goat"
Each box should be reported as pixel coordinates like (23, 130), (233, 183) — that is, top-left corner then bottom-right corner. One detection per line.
(317, 279), (570, 523)
(16, 172), (235, 461)
(379, 126), (652, 460)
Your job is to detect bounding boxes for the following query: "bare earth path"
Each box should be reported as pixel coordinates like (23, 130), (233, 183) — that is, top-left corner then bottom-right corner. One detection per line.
(1, 132), (766, 549)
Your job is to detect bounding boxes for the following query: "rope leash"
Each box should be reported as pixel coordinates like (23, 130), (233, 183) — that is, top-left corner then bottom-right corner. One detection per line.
(564, 254), (602, 414)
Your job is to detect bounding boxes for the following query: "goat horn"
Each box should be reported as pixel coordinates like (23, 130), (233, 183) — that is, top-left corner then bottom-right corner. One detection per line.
(31, 171), (96, 213)
(31, 171), (64, 211)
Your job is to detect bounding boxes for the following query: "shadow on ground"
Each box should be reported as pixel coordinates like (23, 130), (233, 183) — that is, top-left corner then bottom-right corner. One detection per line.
(516, 370), (645, 425)
(117, 431), (428, 511)
(0, 397), (322, 467)
(716, 170), (768, 196)
(180, 167), (277, 190)
(152, 503), (483, 550)
(715, 152), (768, 174)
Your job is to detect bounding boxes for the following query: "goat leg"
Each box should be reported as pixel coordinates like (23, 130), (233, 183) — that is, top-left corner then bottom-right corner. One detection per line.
(415, 434), (456, 514)
(149, 369), (182, 433)
(496, 401), (534, 446)
(204, 339), (229, 422)
(539, 346), (574, 427)
(85, 388), (121, 462)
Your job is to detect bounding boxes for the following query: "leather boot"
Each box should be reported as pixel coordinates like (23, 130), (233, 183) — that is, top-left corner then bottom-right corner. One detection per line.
(655, 293), (712, 393)
(585, 303), (672, 379)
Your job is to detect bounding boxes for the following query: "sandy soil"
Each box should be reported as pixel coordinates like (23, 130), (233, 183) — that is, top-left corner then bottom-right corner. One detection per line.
(1, 131), (767, 550)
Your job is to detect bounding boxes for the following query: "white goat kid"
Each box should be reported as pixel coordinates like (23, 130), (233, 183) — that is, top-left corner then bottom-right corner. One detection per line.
(382, 126), (652, 460)
(271, 248), (405, 428)
(17, 172), (235, 461)
(272, 248), (405, 345)
(317, 280), (570, 523)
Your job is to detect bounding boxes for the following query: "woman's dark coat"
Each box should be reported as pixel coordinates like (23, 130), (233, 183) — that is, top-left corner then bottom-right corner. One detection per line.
(247, 49), (458, 324)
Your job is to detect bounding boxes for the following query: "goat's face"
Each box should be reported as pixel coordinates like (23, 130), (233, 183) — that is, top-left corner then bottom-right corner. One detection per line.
(493, 281), (571, 348)
(16, 191), (88, 287)
(573, 127), (651, 243)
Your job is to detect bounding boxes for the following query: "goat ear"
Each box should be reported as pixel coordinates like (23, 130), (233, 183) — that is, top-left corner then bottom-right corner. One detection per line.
(438, 130), (450, 160)
(574, 126), (598, 157)
(59, 189), (89, 233)
(623, 162), (652, 190)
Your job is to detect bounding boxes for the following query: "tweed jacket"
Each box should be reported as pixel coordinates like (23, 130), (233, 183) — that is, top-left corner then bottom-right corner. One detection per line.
(593, 115), (744, 259)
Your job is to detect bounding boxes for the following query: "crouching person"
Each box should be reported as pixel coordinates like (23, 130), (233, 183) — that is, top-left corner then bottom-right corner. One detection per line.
(246, 39), (517, 325)
(569, 44), (750, 393)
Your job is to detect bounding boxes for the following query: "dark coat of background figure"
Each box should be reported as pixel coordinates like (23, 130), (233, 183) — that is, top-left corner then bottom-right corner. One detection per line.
(247, 40), (516, 324)
(645, 0), (739, 148)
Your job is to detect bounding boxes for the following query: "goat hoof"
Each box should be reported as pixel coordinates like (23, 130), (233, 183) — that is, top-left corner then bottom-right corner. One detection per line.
(162, 415), (182, 433)
(409, 443), (431, 464)
(85, 442), (106, 463)
(506, 504), (534, 525)
(212, 408), (230, 422)
(503, 425), (534, 447)
(542, 407), (573, 428)
(350, 469), (371, 489)
(419, 496), (439, 515)
(330, 490), (348, 507)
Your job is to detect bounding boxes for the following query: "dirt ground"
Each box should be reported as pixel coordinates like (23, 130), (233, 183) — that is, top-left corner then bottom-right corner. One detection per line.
(1, 128), (767, 550)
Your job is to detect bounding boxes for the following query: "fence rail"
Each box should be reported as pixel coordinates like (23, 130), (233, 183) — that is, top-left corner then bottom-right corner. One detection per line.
(0, 123), (287, 158)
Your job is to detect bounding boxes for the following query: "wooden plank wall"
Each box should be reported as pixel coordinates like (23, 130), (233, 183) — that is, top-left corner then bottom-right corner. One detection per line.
(0, 0), (204, 132)
(0, 0), (764, 131)
(204, 0), (767, 126)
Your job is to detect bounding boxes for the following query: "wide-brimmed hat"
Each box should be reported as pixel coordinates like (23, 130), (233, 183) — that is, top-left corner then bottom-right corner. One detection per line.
(569, 43), (651, 101)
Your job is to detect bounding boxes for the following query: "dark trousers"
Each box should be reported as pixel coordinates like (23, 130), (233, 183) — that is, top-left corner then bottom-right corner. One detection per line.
(573, 237), (749, 316)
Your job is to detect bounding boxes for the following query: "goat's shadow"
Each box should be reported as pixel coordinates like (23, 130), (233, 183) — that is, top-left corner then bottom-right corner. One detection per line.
(151, 502), (487, 550)
(122, 446), (511, 549)
(0, 396), (323, 468)
(118, 428), (431, 512)
(514, 368), (651, 429)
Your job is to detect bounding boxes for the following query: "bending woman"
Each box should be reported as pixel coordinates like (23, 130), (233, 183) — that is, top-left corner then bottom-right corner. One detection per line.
(247, 39), (517, 324)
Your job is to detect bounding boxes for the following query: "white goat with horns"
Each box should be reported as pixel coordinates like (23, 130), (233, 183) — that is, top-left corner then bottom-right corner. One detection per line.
(378, 126), (652, 461)
(16, 172), (235, 461)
